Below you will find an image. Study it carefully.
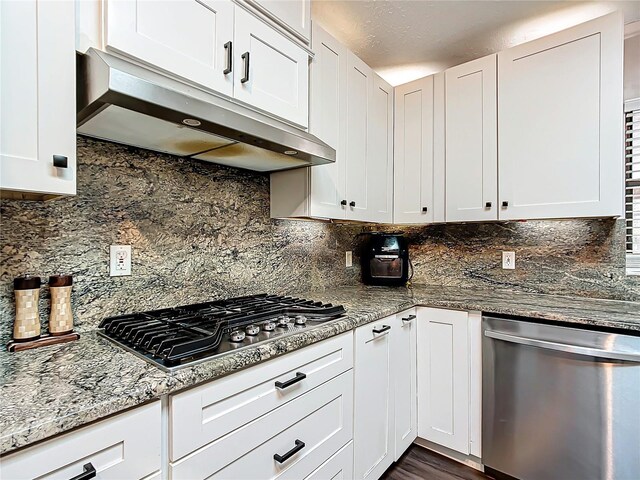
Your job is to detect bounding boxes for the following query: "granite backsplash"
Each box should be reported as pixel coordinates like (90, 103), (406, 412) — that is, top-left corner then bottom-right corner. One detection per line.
(1, 137), (638, 341)
(0, 137), (362, 342)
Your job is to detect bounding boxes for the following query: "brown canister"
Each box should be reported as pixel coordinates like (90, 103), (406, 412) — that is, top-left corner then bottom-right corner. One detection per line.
(49, 274), (73, 335)
(13, 275), (42, 341)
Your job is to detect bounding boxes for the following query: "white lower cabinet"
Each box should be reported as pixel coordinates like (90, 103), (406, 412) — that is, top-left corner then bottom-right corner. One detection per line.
(354, 316), (395, 480)
(305, 441), (354, 480)
(391, 309), (418, 460)
(0, 402), (161, 480)
(169, 332), (354, 479)
(416, 307), (482, 457)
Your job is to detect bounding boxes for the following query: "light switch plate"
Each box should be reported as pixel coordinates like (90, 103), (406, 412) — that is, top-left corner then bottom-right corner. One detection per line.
(502, 251), (515, 270)
(110, 245), (132, 276)
(345, 251), (353, 267)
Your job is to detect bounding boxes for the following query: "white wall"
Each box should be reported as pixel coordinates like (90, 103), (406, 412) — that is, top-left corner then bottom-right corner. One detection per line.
(625, 23), (640, 101)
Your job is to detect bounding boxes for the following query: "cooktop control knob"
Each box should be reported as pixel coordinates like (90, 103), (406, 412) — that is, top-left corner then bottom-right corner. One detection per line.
(245, 324), (260, 336)
(262, 320), (276, 332)
(294, 315), (307, 325)
(277, 316), (291, 328)
(229, 330), (246, 342)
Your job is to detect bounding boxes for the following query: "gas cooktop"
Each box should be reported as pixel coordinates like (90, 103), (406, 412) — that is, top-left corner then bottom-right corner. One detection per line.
(98, 294), (346, 372)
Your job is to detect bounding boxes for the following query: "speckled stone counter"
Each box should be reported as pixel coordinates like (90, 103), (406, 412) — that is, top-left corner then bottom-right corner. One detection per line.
(1, 285), (638, 455)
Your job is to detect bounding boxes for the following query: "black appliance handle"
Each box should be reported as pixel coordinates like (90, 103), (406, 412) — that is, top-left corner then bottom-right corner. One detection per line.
(401, 314), (416, 323)
(241, 52), (250, 83)
(275, 372), (306, 389)
(69, 463), (96, 480)
(223, 41), (232, 74)
(274, 440), (305, 463)
(373, 325), (391, 334)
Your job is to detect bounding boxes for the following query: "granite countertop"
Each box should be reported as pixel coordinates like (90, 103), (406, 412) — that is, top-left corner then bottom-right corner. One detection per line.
(1, 285), (638, 455)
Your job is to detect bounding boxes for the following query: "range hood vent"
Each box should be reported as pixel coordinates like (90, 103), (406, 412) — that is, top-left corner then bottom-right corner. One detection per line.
(76, 49), (335, 172)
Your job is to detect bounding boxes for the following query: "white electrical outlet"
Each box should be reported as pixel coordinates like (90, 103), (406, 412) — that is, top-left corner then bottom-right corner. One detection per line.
(110, 245), (132, 276)
(502, 251), (515, 270)
(345, 251), (353, 267)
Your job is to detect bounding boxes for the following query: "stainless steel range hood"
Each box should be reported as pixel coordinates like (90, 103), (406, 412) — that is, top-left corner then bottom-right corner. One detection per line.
(76, 49), (335, 172)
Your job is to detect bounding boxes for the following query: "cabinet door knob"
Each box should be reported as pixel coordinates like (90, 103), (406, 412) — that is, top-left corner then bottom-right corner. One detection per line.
(502, 201), (509, 208)
(53, 155), (68, 168)
(349, 201), (356, 207)
(223, 41), (232, 75)
(340, 200), (347, 206)
(241, 51), (250, 83)
(485, 201), (492, 208)
(422, 206), (428, 213)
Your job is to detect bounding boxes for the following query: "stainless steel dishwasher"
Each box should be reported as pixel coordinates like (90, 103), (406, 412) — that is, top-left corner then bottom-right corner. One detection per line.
(482, 316), (640, 480)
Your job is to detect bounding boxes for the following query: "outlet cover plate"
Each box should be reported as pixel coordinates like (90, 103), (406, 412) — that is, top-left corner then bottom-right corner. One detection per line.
(345, 251), (353, 267)
(110, 245), (132, 276)
(502, 251), (515, 270)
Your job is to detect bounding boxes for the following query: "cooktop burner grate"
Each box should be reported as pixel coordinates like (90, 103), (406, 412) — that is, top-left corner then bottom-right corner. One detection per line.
(98, 294), (346, 371)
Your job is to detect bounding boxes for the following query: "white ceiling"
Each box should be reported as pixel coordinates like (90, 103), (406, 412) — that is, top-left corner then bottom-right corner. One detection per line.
(311, 0), (640, 85)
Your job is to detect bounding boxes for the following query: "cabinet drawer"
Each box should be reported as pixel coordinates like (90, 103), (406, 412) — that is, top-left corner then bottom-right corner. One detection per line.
(305, 441), (353, 480)
(0, 402), (161, 480)
(170, 370), (353, 479)
(170, 332), (353, 460)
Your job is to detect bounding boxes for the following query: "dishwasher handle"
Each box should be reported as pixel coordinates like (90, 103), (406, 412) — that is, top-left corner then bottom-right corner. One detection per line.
(484, 330), (640, 363)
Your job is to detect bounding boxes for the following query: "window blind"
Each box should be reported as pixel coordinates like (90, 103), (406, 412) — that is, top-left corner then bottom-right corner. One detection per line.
(626, 101), (640, 275)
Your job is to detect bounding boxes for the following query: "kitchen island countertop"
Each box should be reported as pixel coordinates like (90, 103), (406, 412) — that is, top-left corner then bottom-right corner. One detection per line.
(1, 284), (638, 455)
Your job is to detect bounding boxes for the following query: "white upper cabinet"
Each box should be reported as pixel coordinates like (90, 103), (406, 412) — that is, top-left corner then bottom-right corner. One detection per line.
(498, 12), (623, 220)
(367, 74), (395, 223)
(308, 23), (348, 219)
(105, 0), (235, 97)
(0, 0), (76, 199)
(394, 73), (445, 224)
(233, 6), (309, 127)
(344, 52), (374, 222)
(445, 54), (498, 222)
(245, 0), (311, 43)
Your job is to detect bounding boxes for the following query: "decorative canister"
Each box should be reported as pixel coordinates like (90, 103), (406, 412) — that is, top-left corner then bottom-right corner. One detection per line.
(13, 275), (42, 341)
(48, 274), (73, 335)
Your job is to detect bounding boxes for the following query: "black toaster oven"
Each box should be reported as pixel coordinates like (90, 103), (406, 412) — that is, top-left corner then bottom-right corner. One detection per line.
(361, 233), (411, 286)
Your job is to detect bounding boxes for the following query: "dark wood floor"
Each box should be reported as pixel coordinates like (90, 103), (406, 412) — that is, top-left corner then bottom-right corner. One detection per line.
(381, 445), (492, 480)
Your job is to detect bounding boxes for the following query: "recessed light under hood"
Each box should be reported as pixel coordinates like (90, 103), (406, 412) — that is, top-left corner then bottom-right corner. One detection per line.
(76, 49), (335, 172)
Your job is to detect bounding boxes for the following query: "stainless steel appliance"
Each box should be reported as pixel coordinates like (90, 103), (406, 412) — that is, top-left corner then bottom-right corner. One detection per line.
(99, 294), (346, 372)
(76, 49), (335, 172)
(483, 316), (640, 480)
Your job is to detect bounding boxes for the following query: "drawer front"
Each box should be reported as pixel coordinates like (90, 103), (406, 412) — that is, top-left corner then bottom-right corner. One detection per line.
(170, 332), (353, 460)
(0, 402), (161, 480)
(305, 441), (353, 480)
(170, 370), (353, 479)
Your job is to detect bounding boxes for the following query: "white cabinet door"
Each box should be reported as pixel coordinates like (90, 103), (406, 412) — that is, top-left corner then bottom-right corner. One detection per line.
(445, 54), (497, 222)
(1, 402), (161, 480)
(308, 23), (347, 219)
(498, 12), (623, 220)
(366, 74), (394, 223)
(354, 317), (395, 480)
(417, 308), (470, 454)
(233, 7), (309, 127)
(105, 0), (234, 97)
(394, 76), (434, 224)
(392, 309), (418, 460)
(345, 51), (373, 222)
(246, 0), (310, 43)
(0, 0), (76, 198)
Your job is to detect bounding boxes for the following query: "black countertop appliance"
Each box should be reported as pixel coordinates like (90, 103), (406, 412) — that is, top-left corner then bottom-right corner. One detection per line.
(361, 233), (411, 286)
